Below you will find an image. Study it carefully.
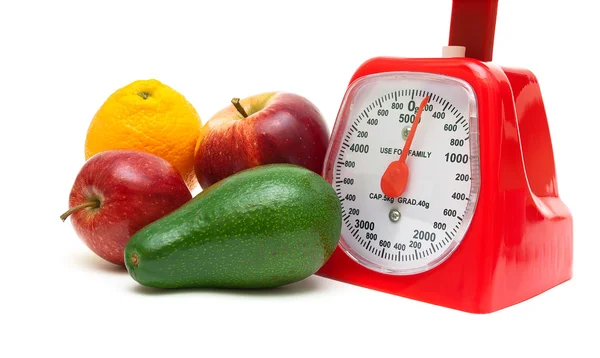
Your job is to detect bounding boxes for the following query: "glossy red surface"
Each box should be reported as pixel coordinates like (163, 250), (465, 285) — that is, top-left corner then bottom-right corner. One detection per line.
(317, 56), (573, 313)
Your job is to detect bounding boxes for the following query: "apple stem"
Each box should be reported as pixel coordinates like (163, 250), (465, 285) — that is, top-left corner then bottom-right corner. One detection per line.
(231, 98), (248, 118)
(138, 92), (150, 100)
(60, 200), (101, 222)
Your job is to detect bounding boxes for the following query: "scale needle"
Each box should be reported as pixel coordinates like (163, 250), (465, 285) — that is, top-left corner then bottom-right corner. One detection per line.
(380, 96), (430, 198)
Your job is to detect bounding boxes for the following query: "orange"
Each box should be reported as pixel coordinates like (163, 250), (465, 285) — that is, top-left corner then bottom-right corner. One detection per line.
(84, 79), (202, 190)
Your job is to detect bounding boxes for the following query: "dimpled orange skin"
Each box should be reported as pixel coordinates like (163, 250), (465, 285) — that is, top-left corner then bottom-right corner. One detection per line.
(84, 79), (202, 190)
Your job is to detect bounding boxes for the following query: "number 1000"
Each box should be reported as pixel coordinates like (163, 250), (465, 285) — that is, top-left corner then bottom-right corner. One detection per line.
(445, 153), (469, 163)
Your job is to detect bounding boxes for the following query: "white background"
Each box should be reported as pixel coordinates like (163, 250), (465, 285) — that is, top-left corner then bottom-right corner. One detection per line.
(1, 0), (597, 357)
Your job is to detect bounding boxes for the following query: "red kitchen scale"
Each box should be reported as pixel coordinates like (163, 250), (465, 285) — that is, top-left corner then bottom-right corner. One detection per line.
(317, 0), (573, 313)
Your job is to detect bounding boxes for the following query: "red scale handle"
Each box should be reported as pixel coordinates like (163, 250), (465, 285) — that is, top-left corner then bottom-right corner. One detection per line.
(449, 0), (498, 61)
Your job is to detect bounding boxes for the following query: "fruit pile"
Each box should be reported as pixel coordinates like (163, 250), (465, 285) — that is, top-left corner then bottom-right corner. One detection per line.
(62, 79), (342, 289)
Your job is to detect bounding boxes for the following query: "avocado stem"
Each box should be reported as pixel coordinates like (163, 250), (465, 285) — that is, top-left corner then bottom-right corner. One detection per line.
(60, 200), (101, 222)
(131, 253), (139, 267)
(231, 98), (248, 118)
(138, 92), (150, 99)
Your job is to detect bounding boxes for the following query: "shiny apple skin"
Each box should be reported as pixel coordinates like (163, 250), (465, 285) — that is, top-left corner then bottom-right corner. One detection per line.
(194, 92), (329, 189)
(66, 150), (192, 265)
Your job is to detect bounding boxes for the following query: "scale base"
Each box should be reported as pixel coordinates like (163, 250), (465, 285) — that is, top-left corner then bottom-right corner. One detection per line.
(317, 57), (573, 314)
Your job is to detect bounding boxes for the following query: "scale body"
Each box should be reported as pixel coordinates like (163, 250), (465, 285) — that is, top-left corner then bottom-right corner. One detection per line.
(317, 0), (573, 313)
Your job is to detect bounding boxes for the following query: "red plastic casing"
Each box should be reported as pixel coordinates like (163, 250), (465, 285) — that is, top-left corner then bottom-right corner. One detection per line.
(317, 56), (573, 313)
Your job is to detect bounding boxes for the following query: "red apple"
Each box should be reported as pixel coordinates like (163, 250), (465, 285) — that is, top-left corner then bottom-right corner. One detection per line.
(193, 92), (329, 189)
(61, 150), (192, 266)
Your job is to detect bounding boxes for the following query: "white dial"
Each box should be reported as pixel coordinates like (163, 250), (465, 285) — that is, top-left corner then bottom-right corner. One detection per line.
(329, 72), (480, 275)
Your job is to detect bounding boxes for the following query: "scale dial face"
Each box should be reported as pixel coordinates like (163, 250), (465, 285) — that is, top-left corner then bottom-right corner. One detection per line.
(328, 71), (481, 275)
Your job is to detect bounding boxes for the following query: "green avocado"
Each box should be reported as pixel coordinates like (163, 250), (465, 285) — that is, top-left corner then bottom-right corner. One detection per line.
(124, 164), (342, 289)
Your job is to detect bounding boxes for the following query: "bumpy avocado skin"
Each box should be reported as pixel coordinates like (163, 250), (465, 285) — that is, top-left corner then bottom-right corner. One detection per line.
(124, 164), (342, 289)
